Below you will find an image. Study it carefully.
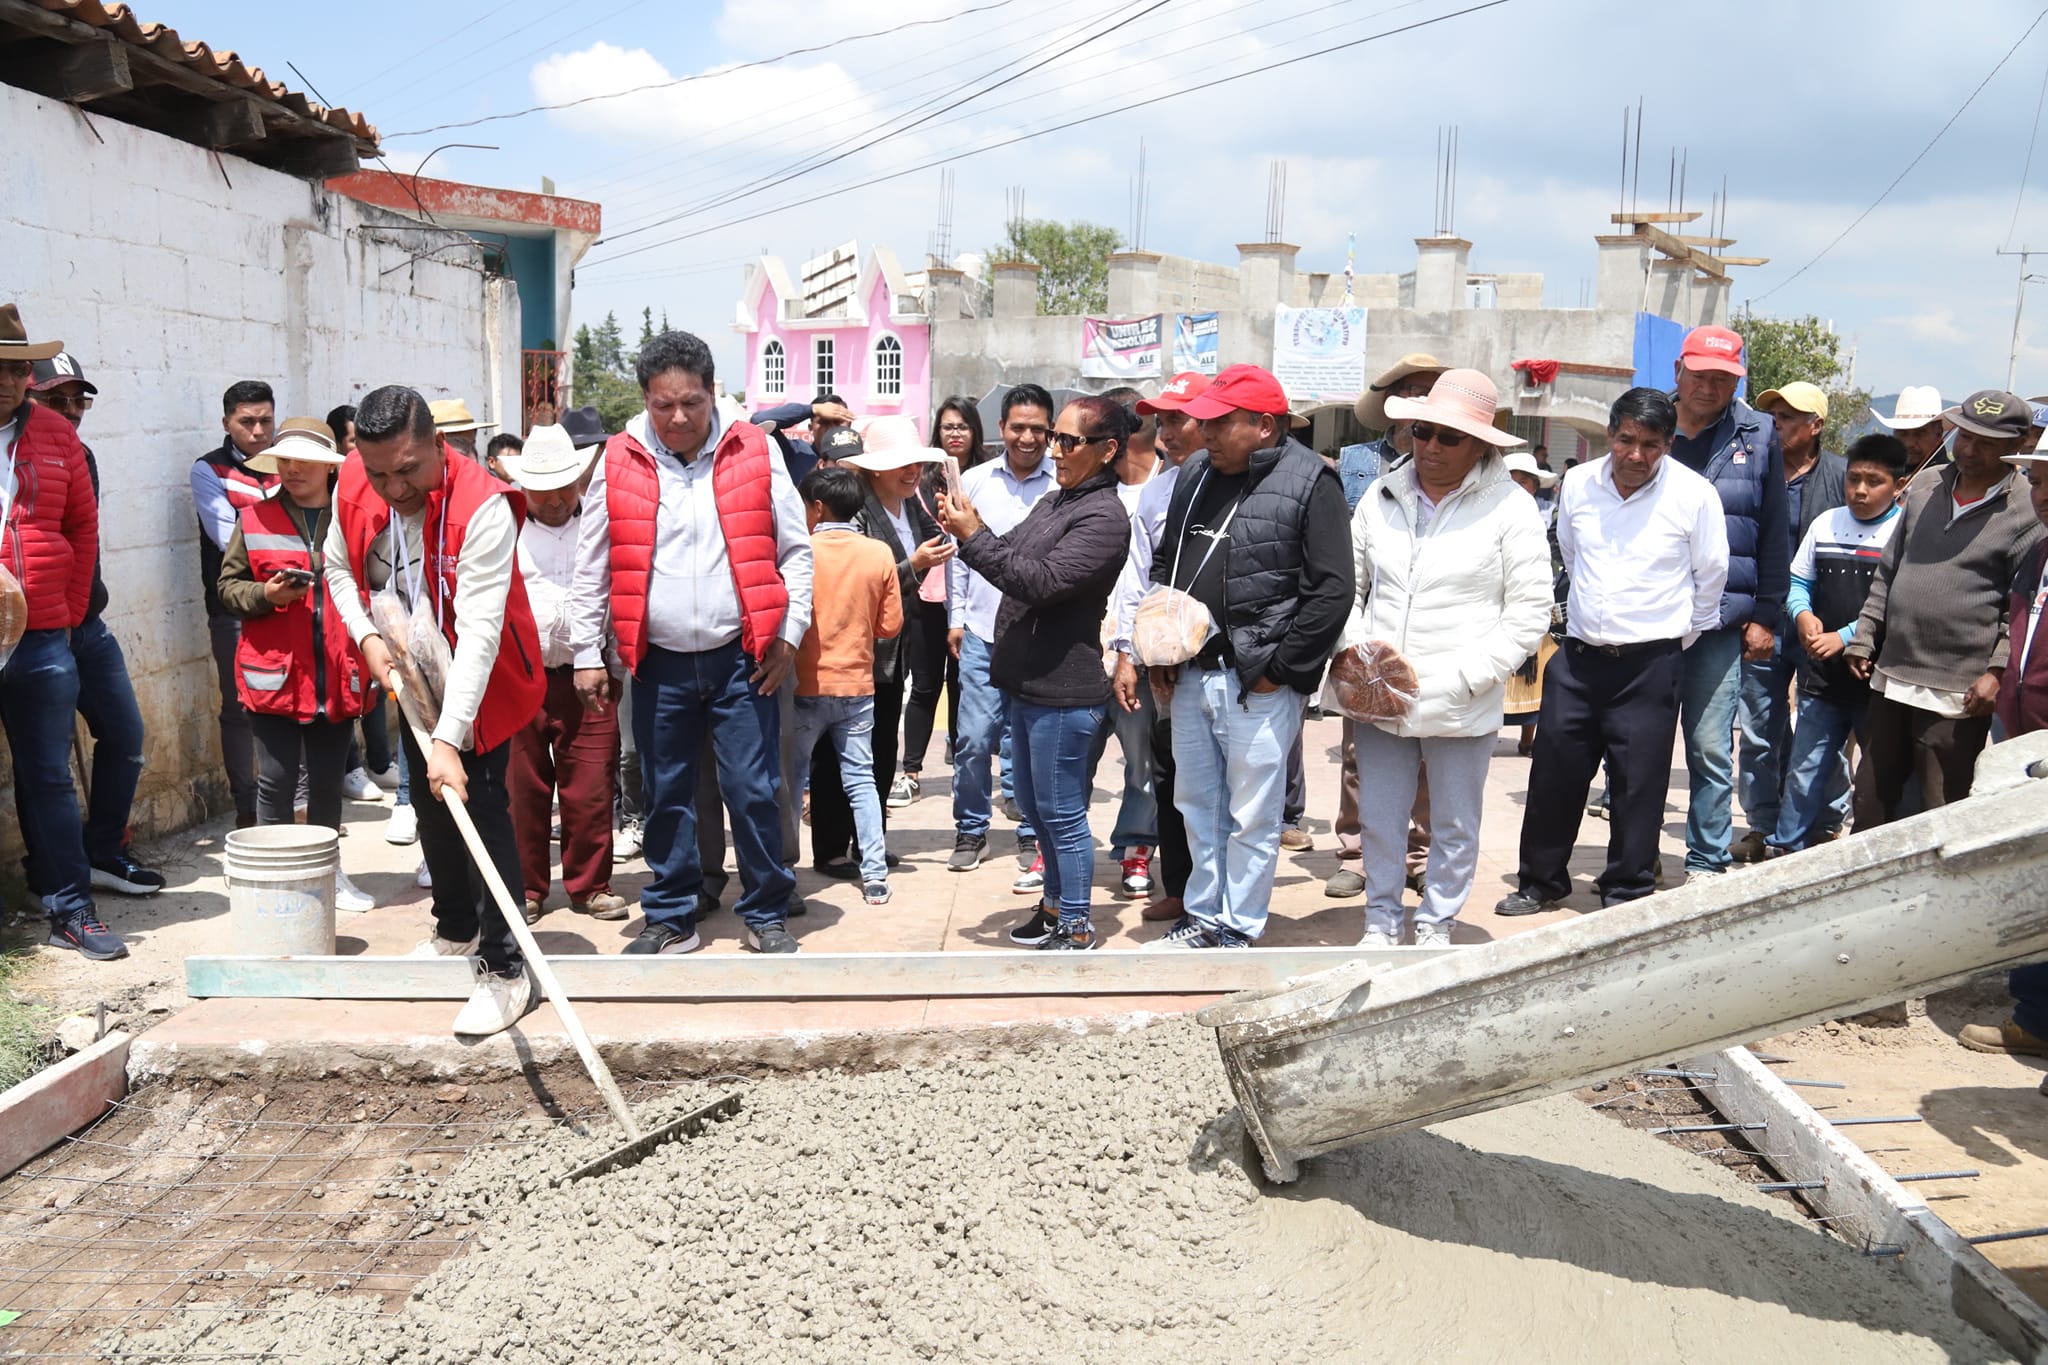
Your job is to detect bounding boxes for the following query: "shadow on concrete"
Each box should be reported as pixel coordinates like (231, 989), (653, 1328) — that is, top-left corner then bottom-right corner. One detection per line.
(1920, 1084), (2048, 1168)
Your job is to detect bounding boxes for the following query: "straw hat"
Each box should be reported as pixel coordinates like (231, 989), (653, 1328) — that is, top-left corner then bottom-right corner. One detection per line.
(429, 397), (494, 434)
(246, 417), (342, 474)
(842, 415), (946, 471)
(1503, 451), (1559, 488)
(0, 304), (62, 363)
(1382, 369), (1522, 449)
(498, 423), (598, 491)
(1353, 352), (1446, 428)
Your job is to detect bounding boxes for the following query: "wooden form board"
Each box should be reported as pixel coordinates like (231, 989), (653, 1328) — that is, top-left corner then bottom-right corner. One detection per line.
(0, 1031), (129, 1179)
(1686, 1046), (2048, 1364)
(184, 947), (1449, 1002)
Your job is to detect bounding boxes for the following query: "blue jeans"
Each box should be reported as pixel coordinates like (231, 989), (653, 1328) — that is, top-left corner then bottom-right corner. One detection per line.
(1170, 668), (1305, 941)
(2, 630), (95, 918)
(632, 641), (793, 930)
(1083, 684), (1159, 853)
(791, 694), (887, 885)
(69, 616), (145, 864)
(952, 631), (1034, 842)
(1679, 627), (1744, 874)
(1006, 697), (1102, 922)
(1739, 652), (1850, 842)
(1768, 692), (1863, 852)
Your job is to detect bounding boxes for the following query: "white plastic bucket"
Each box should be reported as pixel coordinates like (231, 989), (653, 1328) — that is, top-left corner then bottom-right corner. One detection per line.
(224, 825), (339, 956)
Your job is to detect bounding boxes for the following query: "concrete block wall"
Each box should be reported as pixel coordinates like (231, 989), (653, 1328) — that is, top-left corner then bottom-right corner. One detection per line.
(0, 82), (508, 845)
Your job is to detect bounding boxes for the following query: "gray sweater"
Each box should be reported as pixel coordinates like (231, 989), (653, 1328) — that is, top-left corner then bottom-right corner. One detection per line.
(1846, 464), (2046, 693)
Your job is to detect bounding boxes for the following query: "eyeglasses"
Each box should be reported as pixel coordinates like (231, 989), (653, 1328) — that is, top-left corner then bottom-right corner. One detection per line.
(938, 421), (974, 434)
(1048, 431), (1110, 454)
(1409, 422), (1473, 449)
(0, 361), (32, 380)
(38, 393), (91, 413)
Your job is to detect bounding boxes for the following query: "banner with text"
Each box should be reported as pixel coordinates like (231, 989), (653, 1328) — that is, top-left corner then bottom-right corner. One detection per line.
(1171, 312), (1220, 375)
(1272, 305), (1368, 404)
(1080, 314), (1163, 379)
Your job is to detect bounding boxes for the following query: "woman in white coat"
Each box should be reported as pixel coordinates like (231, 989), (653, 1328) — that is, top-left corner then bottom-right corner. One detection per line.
(1344, 369), (1551, 946)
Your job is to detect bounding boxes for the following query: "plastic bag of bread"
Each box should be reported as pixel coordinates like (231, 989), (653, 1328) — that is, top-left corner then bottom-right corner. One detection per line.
(1130, 585), (1218, 667)
(0, 564), (24, 670)
(1327, 639), (1420, 723)
(368, 588), (452, 733)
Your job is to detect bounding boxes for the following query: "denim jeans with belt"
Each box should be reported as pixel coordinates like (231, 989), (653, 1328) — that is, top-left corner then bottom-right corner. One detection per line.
(3, 629), (96, 918)
(1679, 626), (1745, 873)
(68, 615), (146, 864)
(1170, 667), (1304, 941)
(1006, 697), (1103, 923)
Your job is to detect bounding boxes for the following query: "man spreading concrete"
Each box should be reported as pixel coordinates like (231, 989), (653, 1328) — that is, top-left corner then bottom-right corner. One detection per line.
(1666, 325), (1790, 884)
(191, 379), (278, 828)
(326, 385), (547, 1037)
(571, 330), (814, 956)
(1734, 380), (1846, 862)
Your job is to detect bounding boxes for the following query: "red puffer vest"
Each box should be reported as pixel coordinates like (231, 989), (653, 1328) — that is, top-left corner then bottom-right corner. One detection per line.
(233, 498), (369, 721)
(334, 443), (545, 752)
(5, 403), (98, 630)
(601, 419), (788, 671)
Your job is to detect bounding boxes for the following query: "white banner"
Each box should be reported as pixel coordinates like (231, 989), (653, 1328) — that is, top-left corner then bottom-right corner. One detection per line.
(1272, 305), (1368, 405)
(1080, 315), (1164, 379)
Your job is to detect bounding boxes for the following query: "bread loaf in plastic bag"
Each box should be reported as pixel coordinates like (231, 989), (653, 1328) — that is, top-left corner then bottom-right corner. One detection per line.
(368, 588), (452, 732)
(0, 565), (24, 670)
(1328, 639), (1420, 723)
(1130, 585), (1217, 668)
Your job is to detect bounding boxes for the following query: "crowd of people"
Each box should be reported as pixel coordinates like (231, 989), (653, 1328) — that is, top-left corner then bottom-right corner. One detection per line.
(0, 301), (2043, 1050)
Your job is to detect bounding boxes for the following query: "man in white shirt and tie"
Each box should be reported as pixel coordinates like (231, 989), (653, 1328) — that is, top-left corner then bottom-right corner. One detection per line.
(1498, 388), (1729, 914)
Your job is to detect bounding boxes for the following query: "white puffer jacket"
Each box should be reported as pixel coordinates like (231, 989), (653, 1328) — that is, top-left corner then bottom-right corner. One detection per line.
(1341, 456), (1552, 738)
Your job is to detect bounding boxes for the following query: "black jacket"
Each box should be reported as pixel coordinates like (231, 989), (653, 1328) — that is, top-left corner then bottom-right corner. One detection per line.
(958, 467), (1127, 708)
(853, 484), (941, 685)
(1154, 438), (1354, 696)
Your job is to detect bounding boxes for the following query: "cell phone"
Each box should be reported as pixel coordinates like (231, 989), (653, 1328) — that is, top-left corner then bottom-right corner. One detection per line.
(277, 568), (317, 586)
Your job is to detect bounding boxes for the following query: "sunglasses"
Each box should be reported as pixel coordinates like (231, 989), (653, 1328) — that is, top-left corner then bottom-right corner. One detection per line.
(1409, 422), (1473, 450)
(1048, 431), (1111, 454)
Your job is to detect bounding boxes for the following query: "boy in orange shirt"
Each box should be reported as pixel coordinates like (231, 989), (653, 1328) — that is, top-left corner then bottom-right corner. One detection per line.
(793, 466), (904, 903)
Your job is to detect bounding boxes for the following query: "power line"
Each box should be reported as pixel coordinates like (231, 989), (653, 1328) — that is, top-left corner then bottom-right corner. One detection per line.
(1755, 5), (2048, 305)
(382, 0), (1031, 139)
(2003, 47), (2048, 252)
(375, 0), (662, 126)
(337, 0), (554, 105)
(579, 0), (1511, 270)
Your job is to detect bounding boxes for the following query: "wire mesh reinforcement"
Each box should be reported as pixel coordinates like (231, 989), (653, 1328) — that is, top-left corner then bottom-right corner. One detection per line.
(0, 1074), (707, 1361)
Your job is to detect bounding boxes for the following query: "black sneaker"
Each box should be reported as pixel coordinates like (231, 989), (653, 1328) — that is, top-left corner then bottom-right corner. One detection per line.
(787, 888), (807, 918)
(90, 853), (165, 897)
(743, 921), (799, 954)
(1001, 797), (1024, 824)
(1014, 834), (1039, 872)
(813, 859), (859, 881)
(947, 833), (987, 872)
(1038, 921), (1098, 951)
(624, 920), (700, 954)
(1007, 904), (1059, 946)
(1494, 891), (1565, 917)
(48, 909), (128, 961)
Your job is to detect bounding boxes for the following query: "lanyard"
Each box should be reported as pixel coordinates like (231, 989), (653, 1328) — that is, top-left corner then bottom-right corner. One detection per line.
(1168, 464), (1242, 589)
(387, 500), (448, 632)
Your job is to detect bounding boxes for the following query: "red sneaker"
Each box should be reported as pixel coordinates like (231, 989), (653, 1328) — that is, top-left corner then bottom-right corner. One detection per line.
(1119, 848), (1153, 898)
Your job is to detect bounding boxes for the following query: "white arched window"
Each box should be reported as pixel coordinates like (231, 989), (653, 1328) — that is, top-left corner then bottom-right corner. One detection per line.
(760, 339), (786, 397)
(872, 334), (903, 399)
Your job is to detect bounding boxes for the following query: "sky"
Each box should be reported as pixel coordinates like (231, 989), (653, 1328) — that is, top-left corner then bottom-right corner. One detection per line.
(150, 0), (2048, 400)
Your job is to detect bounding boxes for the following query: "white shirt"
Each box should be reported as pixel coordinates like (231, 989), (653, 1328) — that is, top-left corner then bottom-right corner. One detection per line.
(947, 453), (1055, 641)
(569, 408), (813, 667)
(1556, 454), (1729, 649)
(1110, 461), (1183, 655)
(517, 510), (580, 669)
(323, 493), (518, 752)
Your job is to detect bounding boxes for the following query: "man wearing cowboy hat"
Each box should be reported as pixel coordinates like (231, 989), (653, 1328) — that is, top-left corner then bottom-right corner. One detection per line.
(497, 423), (629, 928)
(1871, 385), (1951, 486)
(430, 398), (495, 460)
(0, 305), (121, 959)
(29, 352), (164, 899)
(1845, 388), (2046, 825)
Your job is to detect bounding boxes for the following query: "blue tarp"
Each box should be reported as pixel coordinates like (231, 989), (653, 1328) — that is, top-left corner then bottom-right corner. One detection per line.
(1633, 312), (1747, 400)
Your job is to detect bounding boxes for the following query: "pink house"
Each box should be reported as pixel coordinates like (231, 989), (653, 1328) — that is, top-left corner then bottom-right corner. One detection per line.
(734, 243), (931, 422)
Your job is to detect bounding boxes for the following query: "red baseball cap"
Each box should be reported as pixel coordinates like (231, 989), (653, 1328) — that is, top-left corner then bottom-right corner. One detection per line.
(1135, 371), (1212, 415)
(1180, 363), (1290, 420)
(1679, 325), (1745, 377)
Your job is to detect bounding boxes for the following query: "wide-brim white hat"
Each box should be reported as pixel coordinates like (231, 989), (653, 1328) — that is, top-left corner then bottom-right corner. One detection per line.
(499, 423), (597, 491)
(1382, 368), (1522, 449)
(1503, 451), (1559, 488)
(1872, 385), (1944, 431)
(841, 414), (946, 471)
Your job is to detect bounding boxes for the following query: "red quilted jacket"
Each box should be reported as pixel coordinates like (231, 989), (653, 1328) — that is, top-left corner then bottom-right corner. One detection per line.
(4, 403), (98, 630)
(601, 419), (789, 670)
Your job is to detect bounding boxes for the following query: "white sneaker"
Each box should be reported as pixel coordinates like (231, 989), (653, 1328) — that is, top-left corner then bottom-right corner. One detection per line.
(1358, 928), (1399, 949)
(614, 817), (643, 862)
(368, 764), (401, 791)
(414, 859), (432, 889)
(407, 932), (479, 958)
(1413, 924), (1454, 948)
(342, 767), (385, 803)
(335, 870), (375, 913)
(452, 966), (533, 1037)
(385, 804), (419, 845)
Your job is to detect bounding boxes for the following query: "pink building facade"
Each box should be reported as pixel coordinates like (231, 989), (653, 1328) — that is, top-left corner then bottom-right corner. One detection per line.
(734, 244), (932, 422)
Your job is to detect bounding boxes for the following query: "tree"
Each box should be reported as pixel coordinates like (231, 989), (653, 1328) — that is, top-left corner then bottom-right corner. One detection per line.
(636, 306), (656, 361)
(1730, 311), (1870, 452)
(985, 218), (1123, 315)
(570, 313), (643, 432)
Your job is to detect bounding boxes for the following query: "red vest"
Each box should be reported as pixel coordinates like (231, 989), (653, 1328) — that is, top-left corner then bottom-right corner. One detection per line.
(333, 442), (545, 753)
(601, 419), (789, 671)
(195, 445), (278, 617)
(5, 403), (98, 630)
(233, 498), (369, 721)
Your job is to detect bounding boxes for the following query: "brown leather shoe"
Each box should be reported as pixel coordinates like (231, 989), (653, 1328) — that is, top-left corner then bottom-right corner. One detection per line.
(520, 898), (543, 926)
(1958, 1020), (2048, 1056)
(573, 892), (631, 922)
(1142, 896), (1185, 922)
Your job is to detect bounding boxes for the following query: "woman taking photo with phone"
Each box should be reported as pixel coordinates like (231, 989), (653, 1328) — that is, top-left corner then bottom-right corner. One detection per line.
(216, 416), (376, 911)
